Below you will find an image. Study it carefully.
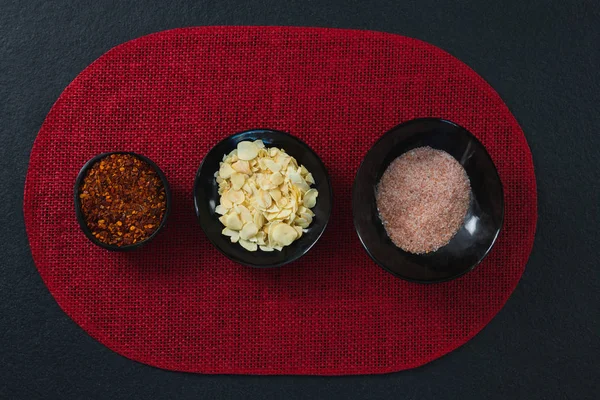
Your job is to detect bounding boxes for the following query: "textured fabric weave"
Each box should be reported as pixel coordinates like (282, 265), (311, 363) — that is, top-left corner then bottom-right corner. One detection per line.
(23, 26), (537, 375)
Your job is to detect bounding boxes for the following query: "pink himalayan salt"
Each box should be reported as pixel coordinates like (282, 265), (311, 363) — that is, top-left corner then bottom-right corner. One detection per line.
(376, 146), (471, 254)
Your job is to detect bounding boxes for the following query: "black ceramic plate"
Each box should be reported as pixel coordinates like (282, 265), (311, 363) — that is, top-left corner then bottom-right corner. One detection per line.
(353, 118), (504, 283)
(194, 129), (332, 268)
(74, 152), (172, 251)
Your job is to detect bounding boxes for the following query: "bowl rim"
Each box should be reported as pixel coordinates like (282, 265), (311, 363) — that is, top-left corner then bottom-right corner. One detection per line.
(193, 128), (333, 268)
(74, 151), (172, 252)
(352, 117), (505, 283)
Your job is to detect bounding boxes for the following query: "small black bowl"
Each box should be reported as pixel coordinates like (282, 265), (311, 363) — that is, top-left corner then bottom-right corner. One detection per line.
(353, 118), (504, 283)
(74, 152), (172, 251)
(194, 129), (332, 268)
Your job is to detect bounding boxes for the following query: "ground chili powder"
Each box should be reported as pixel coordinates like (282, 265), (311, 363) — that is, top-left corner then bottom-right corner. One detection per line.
(78, 153), (167, 247)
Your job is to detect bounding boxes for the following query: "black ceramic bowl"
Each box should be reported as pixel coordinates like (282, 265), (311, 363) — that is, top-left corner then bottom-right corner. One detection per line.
(353, 118), (504, 283)
(74, 152), (172, 251)
(194, 129), (332, 268)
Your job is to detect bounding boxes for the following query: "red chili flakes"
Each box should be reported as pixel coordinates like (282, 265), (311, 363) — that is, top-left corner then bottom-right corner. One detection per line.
(79, 154), (167, 246)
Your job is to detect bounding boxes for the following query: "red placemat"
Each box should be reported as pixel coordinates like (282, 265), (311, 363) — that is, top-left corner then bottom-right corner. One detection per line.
(24, 26), (537, 375)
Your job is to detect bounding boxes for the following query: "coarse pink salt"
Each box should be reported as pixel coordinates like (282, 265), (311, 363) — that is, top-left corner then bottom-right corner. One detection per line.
(376, 146), (471, 254)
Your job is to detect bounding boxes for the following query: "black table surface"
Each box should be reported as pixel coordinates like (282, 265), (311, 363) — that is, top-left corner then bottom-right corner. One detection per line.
(1, 1), (598, 399)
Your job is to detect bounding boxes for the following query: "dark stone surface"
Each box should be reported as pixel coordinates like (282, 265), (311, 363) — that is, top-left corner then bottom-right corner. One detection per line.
(1, 0), (598, 398)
